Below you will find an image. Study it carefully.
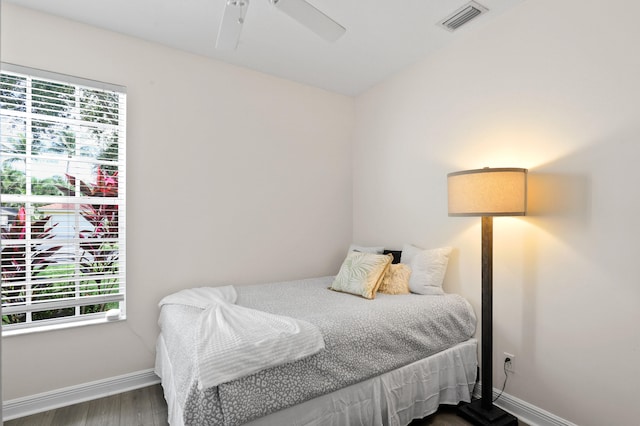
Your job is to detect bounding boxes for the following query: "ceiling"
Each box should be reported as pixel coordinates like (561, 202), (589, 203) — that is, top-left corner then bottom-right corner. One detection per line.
(4, 0), (525, 96)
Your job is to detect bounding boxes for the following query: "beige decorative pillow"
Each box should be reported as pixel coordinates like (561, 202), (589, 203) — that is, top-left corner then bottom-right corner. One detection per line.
(330, 251), (393, 299)
(378, 263), (412, 295)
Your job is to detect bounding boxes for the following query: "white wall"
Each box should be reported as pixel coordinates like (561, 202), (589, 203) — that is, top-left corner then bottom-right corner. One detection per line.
(4, 1), (640, 424)
(353, 0), (640, 425)
(1, 3), (353, 400)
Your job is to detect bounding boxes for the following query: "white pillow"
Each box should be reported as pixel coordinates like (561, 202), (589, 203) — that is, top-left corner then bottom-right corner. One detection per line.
(401, 244), (452, 295)
(348, 244), (384, 254)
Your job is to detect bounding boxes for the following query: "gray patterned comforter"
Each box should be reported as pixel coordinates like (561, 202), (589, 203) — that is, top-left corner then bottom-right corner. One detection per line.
(157, 276), (477, 426)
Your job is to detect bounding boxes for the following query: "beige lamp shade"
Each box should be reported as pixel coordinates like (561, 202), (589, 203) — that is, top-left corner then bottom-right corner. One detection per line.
(448, 168), (528, 216)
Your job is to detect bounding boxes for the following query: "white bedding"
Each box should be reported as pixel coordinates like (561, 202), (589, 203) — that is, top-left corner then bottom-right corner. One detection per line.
(157, 333), (478, 426)
(159, 286), (325, 389)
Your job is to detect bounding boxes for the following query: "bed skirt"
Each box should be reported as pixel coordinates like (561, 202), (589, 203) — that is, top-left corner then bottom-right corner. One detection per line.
(157, 336), (477, 426)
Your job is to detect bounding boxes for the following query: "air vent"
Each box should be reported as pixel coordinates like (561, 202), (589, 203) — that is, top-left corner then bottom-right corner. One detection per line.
(439, 1), (488, 32)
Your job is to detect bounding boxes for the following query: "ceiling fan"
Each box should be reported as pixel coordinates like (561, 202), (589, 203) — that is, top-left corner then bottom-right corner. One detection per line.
(216, 0), (346, 50)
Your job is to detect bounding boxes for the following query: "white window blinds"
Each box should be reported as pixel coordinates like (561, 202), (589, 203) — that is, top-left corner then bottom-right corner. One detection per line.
(1, 63), (126, 332)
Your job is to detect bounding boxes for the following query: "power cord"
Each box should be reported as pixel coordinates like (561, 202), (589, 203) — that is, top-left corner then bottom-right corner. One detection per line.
(493, 357), (510, 402)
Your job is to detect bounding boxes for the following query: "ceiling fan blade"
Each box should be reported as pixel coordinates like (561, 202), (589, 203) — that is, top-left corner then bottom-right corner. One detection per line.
(271, 0), (346, 42)
(216, 0), (250, 50)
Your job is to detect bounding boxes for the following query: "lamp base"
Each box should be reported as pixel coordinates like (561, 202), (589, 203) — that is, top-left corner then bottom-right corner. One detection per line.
(458, 399), (518, 426)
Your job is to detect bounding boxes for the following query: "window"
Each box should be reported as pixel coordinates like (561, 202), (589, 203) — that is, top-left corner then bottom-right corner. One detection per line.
(1, 63), (126, 333)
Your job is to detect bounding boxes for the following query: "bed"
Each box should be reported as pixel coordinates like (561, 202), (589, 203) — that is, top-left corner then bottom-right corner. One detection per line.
(155, 272), (478, 426)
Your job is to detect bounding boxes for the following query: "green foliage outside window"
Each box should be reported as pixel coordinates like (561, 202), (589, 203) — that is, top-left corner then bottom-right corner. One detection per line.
(1, 66), (126, 330)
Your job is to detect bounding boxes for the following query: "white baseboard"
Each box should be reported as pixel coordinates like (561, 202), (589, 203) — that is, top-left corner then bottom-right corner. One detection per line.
(3, 372), (576, 425)
(2, 369), (160, 421)
(474, 383), (578, 426)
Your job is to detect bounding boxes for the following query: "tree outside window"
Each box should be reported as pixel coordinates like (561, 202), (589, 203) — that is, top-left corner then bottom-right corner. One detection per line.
(1, 65), (126, 332)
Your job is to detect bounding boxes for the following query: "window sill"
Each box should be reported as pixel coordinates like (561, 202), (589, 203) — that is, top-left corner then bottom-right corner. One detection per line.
(2, 313), (126, 337)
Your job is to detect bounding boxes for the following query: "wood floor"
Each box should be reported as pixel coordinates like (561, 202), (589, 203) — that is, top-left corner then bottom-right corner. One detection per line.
(4, 385), (168, 426)
(4, 384), (524, 425)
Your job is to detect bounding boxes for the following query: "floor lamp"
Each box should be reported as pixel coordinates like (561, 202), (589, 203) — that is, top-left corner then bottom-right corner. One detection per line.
(447, 167), (527, 426)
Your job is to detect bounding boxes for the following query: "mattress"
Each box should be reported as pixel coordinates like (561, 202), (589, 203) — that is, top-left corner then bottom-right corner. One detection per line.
(158, 334), (478, 426)
(155, 276), (477, 426)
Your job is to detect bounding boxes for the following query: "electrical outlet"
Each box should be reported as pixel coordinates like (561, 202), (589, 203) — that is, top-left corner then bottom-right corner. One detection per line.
(503, 352), (515, 373)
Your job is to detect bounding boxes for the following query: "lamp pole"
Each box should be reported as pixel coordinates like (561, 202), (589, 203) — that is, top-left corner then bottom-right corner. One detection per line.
(458, 215), (517, 425)
(481, 215), (493, 411)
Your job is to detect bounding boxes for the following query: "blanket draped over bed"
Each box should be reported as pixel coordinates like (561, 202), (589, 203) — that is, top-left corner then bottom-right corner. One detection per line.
(158, 286), (325, 389)
(156, 276), (477, 426)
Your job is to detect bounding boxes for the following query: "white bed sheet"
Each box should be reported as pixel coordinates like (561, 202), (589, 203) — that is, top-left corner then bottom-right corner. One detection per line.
(156, 335), (477, 426)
